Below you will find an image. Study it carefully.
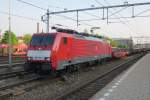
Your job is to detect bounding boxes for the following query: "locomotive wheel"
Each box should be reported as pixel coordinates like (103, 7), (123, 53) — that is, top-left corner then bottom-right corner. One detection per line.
(94, 60), (99, 65)
(51, 70), (60, 77)
(74, 64), (80, 72)
(67, 66), (74, 73)
(36, 65), (43, 75)
(24, 62), (37, 72)
(98, 59), (103, 64)
(24, 62), (32, 72)
(67, 65), (78, 73)
(88, 61), (97, 66)
(101, 59), (106, 64)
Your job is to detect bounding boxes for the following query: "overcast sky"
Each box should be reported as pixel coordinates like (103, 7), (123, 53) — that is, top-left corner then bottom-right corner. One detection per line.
(1, 0), (150, 41)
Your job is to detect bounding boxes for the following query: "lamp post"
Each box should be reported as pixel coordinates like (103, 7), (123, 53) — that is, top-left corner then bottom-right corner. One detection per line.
(8, 0), (12, 68)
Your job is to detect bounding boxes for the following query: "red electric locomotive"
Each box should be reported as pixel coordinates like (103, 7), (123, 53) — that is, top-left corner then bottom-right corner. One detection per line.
(24, 27), (112, 73)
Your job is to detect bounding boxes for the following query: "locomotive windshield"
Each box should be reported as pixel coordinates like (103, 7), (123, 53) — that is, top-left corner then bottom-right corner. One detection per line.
(30, 35), (55, 46)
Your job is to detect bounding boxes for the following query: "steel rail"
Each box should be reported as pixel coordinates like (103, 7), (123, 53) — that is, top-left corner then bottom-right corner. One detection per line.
(0, 62), (24, 68)
(0, 75), (41, 91)
(53, 54), (144, 100)
(0, 70), (27, 80)
(0, 60), (25, 63)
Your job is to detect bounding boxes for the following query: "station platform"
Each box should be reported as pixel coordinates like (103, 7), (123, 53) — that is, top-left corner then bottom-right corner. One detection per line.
(90, 53), (150, 100)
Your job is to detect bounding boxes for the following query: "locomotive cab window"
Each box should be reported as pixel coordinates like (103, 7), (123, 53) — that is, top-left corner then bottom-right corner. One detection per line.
(63, 37), (68, 45)
(30, 34), (55, 46)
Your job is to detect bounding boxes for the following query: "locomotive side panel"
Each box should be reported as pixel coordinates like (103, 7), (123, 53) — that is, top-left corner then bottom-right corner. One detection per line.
(52, 33), (73, 70)
(55, 36), (112, 70)
(71, 38), (100, 64)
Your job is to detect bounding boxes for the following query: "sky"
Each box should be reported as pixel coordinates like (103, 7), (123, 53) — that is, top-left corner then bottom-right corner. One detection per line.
(1, 0), (150, 42)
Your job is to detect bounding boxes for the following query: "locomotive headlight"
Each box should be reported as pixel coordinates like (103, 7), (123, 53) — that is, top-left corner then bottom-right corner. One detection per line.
(45, 57), (50, 61)
(28, 57), (32, 60)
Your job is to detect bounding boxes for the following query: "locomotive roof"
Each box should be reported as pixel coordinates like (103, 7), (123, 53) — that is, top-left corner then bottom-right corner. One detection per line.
(51, 26), (108, 42)
(33, 27), (108, 43)
(33, 33), (56, 35)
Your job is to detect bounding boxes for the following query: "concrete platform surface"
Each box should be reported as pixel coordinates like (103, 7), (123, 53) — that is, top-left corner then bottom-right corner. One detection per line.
(90, 53), (150, 100)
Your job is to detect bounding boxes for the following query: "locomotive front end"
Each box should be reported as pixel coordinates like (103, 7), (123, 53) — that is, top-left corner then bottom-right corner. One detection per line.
(24, 33), (55, 73)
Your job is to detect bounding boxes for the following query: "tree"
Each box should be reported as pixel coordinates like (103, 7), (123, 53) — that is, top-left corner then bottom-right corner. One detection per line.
(1, 30), (18, 45)
(118, 44), (128, 48)
(109, 39), (119, 47)
(23, 34), (32, 44)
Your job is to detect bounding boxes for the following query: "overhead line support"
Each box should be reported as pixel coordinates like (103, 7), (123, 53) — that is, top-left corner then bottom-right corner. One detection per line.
(132, 6), (135, 18)
(46, 9), (50, 33)
(48, 2), (150, 14)
(77, 10), (79, 27)
(107, 8), (109, 24)
(102, 7), (105, 20)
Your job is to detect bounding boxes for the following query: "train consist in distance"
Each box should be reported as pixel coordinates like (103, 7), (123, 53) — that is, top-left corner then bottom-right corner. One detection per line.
(24, 27), (128, 74)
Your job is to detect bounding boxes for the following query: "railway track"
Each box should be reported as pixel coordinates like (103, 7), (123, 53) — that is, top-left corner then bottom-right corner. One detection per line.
(0, 57), (25, 69)
(0, 77), (41, 99)
(0, 62), (24, 70)
(53, 53), (144, 100)
(0, 63), (25, 84)
(0, 60), (25, 64)
(0, 56), (26, 81)
(0, 53), (145, 100)
(0, 55), (26, 63)
(0, 58), (25, 61)
(0, 70), (26, 80)
(0, 62), (26, 83)
(0, 74), (41, 91)
(0, 72), (41, 99)
(0, 55), (26, 58)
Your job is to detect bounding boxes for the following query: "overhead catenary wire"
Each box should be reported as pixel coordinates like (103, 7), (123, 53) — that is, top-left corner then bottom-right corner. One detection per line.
(79, 15), (150, 21)
(55, 14), (93, 27)
(93, 0), (124, 24)
(47, 4), (94, 27)
(94, 0), (137, 39)
(10, 0), (150, 33)
(82, 6), (129, 21)
(108, 6), (129, 17)
(16, 0), (94, 27)
(17, 0), (46, 11)
(0, 11), (39, 21)
(43, 0), (150, 35)
(94, 0), (104, 6)
(79, 1), (130, 26)
(16, 0), (150, 24)
(48, 2), (150, 14)
(105, 0), (150, 37)
(94, 0), (135, 36)
(135, 8), (150, 16)
(103, 0), (131, 23)
(102, 0), (130, 24)
(48, 5), (67, 10)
